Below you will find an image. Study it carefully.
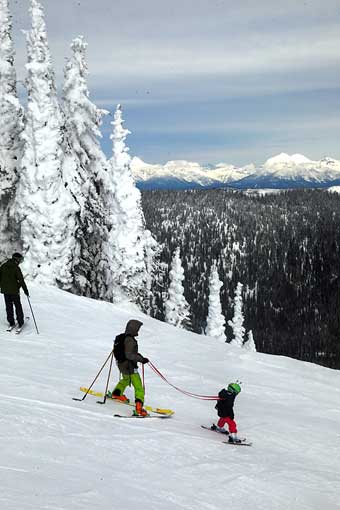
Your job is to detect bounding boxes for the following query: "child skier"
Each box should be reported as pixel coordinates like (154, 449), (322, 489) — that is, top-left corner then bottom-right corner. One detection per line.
(211, 382), (242, 443)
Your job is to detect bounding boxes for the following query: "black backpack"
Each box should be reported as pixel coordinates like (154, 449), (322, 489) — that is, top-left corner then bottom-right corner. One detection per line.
(113, 333), (127, 362)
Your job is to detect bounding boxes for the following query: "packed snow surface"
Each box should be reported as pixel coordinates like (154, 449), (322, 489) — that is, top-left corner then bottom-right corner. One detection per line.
(1, 284), (340, 509)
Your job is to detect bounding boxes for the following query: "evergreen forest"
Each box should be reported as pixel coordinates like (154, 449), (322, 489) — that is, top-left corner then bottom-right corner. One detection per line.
(142, 188), (340, 369)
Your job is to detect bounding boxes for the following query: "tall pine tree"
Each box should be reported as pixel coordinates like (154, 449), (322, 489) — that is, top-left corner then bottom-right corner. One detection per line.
(15, 0), (78, 287)
(62, 36), (111, 298)
(107, 104), (155, 304)
(0, 0), (24, 259)
(228, 282), (245, 347)
(205, 262), (226, 342)
(143, 229), (161, 314)
(165, 248), (190, 328)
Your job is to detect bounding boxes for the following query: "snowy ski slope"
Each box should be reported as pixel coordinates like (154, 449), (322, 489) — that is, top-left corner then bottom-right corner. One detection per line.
(1, 284), (340, 510)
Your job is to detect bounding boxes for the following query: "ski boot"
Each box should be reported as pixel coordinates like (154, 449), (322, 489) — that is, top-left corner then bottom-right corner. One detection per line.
(133, 401), (149, 417)
(108, 390), (129, 403)
(211, 424), (229, 434)
(228, 433), (242, 444)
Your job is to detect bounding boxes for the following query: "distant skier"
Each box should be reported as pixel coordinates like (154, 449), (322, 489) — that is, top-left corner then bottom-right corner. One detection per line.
(0, 253), (29, 330)
(211, 382), (242, 443)
(110, 319), (149, 417)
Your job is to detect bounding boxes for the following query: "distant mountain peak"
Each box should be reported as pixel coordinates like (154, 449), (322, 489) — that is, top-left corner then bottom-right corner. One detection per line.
(264, 153), (312, 168)
(131, 154), (340, 190)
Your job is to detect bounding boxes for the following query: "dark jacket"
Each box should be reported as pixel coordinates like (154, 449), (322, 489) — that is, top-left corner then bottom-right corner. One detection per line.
(117, 320), (145, 375)
(0, 259), (28, 296)
(215, 389), (236, 419)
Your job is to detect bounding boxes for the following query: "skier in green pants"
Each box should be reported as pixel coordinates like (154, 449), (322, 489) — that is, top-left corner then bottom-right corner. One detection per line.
(110, 319), (149, 416)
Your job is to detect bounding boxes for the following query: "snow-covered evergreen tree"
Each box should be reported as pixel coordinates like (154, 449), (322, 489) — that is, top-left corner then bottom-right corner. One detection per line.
(205, 262), (226, 341)
(165, 248), (190, 328)
(107, 104), (156, 304)
(15, 0), (78, 287)
(62, 36), (110, 298)
(228, 282), (245, 347)
(143, 229), (161, 314)
(0, 0), (24, 259)
(243, 330), (256, 351)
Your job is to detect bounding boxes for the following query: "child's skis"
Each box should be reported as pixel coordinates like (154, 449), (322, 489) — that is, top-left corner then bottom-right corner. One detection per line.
(201, 425), (252, 446)
(223, 440), (252, 447)
(201, 425), (229, 435)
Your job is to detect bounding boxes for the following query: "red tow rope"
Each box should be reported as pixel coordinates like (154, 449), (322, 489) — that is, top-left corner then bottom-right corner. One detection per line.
(148, 361), (219, 400)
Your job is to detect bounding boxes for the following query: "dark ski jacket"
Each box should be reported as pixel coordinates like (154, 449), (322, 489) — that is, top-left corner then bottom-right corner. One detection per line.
(117, 320), (145, 376)
(0, 259), (28, 296)
(215, 388), (236, 419)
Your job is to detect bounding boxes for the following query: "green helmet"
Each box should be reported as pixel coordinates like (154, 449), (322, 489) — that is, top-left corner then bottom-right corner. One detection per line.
(228, 383), (241, 394)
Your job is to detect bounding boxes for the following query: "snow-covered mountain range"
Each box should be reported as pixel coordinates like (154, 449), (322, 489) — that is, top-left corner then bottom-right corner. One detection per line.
(2, 284), (340, 509)
(131, 153), (340, 190)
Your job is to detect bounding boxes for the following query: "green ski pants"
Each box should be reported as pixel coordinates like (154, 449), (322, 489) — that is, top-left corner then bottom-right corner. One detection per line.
(113, 372), (145, 403)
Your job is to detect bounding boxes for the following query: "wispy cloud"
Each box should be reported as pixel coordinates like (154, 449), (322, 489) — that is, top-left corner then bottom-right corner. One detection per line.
(10, 0), (340, 164)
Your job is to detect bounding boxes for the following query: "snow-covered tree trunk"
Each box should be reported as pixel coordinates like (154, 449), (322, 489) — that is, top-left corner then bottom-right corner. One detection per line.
(228, 282), (245, 347)
(106, 104), (157, 305)
(165, 248), (190, 328)
(205, 262), (226, 341)
(62, 36), (110, 298)
(0, 0), (24, 260)
(15, 0), (78, 287)
(243, 330), (256, 351)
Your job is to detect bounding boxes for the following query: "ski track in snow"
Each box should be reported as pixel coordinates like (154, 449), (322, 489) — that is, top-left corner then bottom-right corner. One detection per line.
(1, 284), (340, 510)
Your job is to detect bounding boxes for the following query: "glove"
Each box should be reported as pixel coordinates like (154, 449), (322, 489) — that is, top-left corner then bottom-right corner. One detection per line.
(141, 357), (149, 364)
(24, 290), (29, 297)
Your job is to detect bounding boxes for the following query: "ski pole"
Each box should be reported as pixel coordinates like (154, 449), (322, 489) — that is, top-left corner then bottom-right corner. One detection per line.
(97, 346), (115, 405)
(142, 364), (145, 391)
(26, 295), (39, 334)
(72, 349), (114, 402)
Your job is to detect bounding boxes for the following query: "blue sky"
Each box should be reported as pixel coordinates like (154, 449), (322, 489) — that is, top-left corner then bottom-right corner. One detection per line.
(10, 0), (340, 165)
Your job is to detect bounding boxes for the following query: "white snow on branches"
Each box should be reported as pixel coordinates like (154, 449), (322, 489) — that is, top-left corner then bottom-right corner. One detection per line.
(205, 262), (226, 342)
(228, 282), (245, 347)
(165, 247), (190, 328)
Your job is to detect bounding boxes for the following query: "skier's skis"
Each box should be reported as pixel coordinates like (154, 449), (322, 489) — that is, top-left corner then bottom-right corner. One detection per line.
(79, 387), (103, 397)
(201, 425), (229, 435)
(79, 387), (174, 416)
(10, 318), (28, 334)
(113, 413), (172, 419)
